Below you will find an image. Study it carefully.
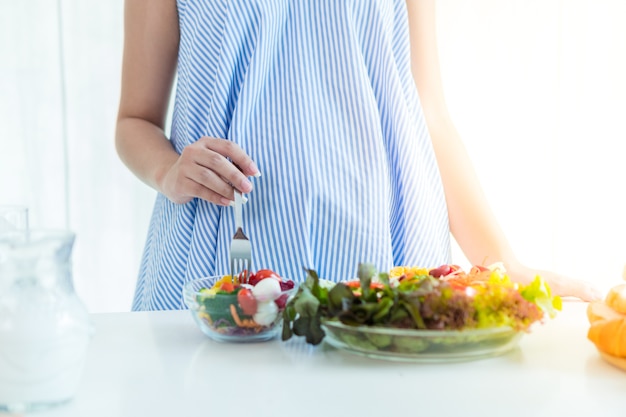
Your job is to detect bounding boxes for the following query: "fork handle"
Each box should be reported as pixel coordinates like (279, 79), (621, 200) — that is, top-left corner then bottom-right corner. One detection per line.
(234, 190), (244, 231)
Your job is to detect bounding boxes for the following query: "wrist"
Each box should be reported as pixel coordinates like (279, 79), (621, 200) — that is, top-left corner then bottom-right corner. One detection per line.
(503, 261), (535, 286)
(153, 154), (178, 196)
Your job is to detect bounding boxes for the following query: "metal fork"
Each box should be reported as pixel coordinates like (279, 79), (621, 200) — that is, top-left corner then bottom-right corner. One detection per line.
(229, 190), (252, 284)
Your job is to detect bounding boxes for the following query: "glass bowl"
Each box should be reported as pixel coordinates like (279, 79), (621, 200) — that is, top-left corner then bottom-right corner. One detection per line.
(183, 276), (296, 343)
(321, 320), (523, 362)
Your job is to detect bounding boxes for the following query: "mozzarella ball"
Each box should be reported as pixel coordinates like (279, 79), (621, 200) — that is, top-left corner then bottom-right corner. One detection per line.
(253, 301), (279, 326)
(252, 278), (282, 302)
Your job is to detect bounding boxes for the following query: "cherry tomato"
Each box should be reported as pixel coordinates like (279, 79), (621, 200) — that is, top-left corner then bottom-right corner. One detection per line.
(249, 269), (281, 286)
(237, 288), (258, 315)
(255, 269), (281, 281)
(429, 265), (453, 278)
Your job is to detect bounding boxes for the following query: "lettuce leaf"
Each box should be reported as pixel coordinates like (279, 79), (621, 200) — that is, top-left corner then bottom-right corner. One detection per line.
(520, 275), (562, 318)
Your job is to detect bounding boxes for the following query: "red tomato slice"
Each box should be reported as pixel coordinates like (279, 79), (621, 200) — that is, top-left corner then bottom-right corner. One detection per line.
(237, 288), (258, 315)
(249, 269), (281, 286)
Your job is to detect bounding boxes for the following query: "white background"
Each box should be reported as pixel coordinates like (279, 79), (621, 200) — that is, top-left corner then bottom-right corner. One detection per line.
(1, 0), (625, 312)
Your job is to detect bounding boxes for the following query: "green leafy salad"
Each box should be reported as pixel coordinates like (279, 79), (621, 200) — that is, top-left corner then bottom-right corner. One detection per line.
(281, 263), (562, 349)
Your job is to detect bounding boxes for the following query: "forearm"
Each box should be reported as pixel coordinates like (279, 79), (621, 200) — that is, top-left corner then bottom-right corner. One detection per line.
(116, 0), (180, 193)
(429, 123), (522, 273)
(115, 117), (178, 193)
(406, 0), (520, 273)
(406, 0), (600, 299)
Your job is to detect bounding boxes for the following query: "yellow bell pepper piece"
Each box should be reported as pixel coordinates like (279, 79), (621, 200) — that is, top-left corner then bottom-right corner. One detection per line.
(212, 274), (235, 290)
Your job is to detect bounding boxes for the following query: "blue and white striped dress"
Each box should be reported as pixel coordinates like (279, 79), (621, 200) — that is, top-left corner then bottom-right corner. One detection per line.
(131, 0), (451, 311)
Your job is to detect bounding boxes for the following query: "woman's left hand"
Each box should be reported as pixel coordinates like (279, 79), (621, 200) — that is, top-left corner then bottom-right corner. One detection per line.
(506, 263), (603, 302)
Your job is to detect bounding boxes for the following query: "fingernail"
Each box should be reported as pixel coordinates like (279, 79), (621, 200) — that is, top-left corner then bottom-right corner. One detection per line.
(249, 161), (261, 178)
(241, 179), (253, 193)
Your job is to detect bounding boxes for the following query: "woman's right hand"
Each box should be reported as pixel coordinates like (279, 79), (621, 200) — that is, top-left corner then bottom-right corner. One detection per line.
(116, 2), (260, 207)
(160, 136), (260, 206)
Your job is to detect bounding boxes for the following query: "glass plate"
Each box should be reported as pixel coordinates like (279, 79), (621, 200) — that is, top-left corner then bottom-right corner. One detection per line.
(321, 320), (523, 363)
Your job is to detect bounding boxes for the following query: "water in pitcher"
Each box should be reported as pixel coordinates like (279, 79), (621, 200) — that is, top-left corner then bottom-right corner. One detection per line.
(0, 230), (92, 413)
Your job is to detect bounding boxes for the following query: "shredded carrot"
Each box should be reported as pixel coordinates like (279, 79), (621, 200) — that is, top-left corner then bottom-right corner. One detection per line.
(230, 304), (261, 328)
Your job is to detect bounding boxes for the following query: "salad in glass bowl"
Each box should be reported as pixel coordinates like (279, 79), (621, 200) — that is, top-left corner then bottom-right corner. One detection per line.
(281, 263), (561, 362)
(183, 269), (296, 342)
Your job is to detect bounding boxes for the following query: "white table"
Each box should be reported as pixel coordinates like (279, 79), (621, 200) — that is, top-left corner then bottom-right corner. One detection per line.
(16, 302), (626, 417)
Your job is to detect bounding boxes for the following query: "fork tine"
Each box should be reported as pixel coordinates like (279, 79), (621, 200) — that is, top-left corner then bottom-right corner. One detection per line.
(229, 190), (252, 285)
(231, 259), (251, 284)
(243, 260), (249, 284)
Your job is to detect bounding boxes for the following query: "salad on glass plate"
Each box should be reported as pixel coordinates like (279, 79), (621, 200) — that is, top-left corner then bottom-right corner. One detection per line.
(281, 263), (562, 362)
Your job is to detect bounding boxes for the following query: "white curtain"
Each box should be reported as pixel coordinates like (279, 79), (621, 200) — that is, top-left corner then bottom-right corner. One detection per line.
(1, 0), (625, 312)
(438, 0), (626, 293)
(0, 0), (155, 312)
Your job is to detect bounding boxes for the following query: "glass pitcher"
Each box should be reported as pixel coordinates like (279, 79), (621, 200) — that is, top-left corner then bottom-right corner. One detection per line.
(0, 230), (92, 412)
(0, 205), (29, 233)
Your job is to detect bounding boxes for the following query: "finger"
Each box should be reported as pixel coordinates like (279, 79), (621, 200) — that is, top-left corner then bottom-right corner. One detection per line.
(579, 283), (604, 302)
(185, 163), (235, 200)
(173, 175), (231, 206)
(193, 147), (254, 193)
(215, 172), (252, 204)
(588, 287), (604, 302)
(190, 183), (233, 206)
(187, 182), (247, 206)
(568, 279), (603, 302)
(200, 137), (261, 177)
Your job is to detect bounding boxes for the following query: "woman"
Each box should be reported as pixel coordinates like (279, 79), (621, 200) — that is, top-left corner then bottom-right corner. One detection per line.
(116, 0), (600, 310)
